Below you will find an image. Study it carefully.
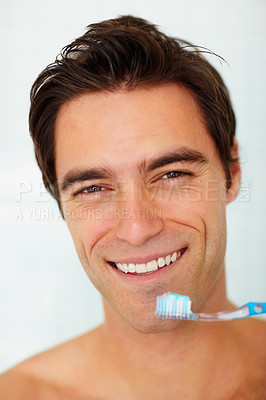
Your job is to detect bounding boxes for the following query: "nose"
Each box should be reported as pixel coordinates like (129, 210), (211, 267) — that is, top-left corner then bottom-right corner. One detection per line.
(115, 197), (163, 246)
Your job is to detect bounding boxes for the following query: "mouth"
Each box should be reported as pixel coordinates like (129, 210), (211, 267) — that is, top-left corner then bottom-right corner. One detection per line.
(107, 247), (187, 276)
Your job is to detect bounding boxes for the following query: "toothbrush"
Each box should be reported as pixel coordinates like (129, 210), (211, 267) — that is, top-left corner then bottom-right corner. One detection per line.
(155, 292), (266, 321)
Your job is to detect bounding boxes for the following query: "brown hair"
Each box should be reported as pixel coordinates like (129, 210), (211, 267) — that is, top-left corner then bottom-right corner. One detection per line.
(29, 15), (236, 210)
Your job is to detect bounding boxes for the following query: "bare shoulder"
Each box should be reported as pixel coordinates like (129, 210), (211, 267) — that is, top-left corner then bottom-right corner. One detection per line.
(242, 317), (266, 356)
(0, 326), (103, 399)
(0, 368), (38, 400)
(234, 317), (266, 398)
(239, 317), (266, 371)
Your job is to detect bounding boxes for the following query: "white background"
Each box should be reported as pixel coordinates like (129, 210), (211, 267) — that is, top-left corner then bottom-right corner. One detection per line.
(0, 0), (265, 373)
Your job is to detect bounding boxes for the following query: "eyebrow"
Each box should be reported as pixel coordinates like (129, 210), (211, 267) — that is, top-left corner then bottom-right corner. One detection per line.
(144, 147), (208, 172)
(60, 167), (114, 191)
(59, 146), (208, 192)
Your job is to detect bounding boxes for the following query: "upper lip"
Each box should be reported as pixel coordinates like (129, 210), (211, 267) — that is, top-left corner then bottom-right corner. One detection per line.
(107, 247), (187, 264)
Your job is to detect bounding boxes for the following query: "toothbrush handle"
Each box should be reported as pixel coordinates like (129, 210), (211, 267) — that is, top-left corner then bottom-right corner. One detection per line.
(194, 302), (266, 321)
(244, 302), (266, 317)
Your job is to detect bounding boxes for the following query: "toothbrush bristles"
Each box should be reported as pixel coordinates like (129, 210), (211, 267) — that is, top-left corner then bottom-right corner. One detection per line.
(155, 292), (194, 320)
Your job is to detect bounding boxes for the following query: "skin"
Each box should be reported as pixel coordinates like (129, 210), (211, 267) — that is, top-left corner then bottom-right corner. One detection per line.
(0, 85), (265, 399)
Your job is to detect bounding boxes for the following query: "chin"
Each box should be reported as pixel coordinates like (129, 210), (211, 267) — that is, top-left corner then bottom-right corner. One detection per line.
(124, 309), (187, 334)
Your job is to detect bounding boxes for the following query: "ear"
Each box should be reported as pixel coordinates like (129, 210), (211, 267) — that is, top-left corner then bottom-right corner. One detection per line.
(226, 137), (241, 204)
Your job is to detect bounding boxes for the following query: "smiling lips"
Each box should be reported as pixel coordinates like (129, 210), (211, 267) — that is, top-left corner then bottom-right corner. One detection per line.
(109, 247), (187, 275)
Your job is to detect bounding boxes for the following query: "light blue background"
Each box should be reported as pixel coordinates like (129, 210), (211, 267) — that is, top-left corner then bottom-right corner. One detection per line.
(1, 0), (265, 373)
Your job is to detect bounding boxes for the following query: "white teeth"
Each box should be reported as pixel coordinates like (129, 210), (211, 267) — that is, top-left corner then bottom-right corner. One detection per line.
(128, 263), (136, 273)
(117, 263), (123, 271)
(114, 248), (185, 274)
(171, 252), (177, 263)
(136, 263), (146, 273)
(158, 257), (165, 268)
(147, 259), (158, 272)
(165, 254), (171, 266)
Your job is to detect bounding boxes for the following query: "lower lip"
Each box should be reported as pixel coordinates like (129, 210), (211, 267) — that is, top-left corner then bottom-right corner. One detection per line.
(108, 248), (187, 284)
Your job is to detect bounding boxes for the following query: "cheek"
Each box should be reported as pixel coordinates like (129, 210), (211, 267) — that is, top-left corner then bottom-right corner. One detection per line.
(157, 182), (226, 228)
(157, 189), (207, 234)
(64, 213), (113, 294)
(158, 188), (227, 267)
(65, 206), (117, 261)
(204, 198), (227, 265)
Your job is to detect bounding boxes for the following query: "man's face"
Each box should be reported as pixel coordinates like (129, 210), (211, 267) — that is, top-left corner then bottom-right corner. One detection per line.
(55, 85), (237, 333)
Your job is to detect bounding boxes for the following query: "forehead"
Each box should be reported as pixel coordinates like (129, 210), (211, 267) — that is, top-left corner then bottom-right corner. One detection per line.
(55, 84), (219, 179)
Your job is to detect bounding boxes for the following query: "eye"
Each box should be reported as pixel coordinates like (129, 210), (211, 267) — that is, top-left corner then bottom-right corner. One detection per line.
(74, 185), (106, 196)
(161, 171), (189, 179)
